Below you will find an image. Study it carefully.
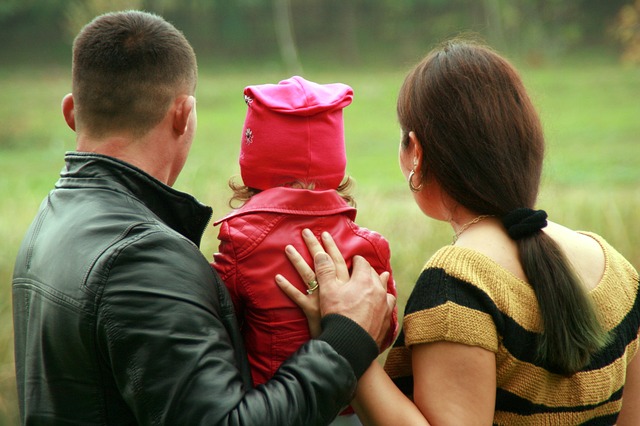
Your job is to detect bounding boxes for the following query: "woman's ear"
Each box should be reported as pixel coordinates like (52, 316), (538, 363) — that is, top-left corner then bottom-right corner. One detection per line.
(408, 131), (423, 173)
(61, 93), (76, 131)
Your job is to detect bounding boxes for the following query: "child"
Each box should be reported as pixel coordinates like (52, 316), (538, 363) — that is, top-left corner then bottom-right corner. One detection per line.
(212, 76), (397, 425)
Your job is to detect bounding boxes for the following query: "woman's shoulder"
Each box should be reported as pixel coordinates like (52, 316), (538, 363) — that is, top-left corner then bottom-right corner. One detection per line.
(448, 219), (529, 282)
(424, 243), (527, 290)
(544, 222), (609, 291)
(412, 244), (536, 322)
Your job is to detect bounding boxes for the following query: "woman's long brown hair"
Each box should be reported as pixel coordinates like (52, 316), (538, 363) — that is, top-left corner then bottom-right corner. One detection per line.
(398, 39), (610, 375)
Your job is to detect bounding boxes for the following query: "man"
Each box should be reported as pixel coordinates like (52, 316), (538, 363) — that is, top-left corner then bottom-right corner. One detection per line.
(12, 11), (394, 425)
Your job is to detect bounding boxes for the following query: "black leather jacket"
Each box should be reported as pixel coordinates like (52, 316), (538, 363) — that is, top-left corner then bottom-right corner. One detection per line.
(12, 153), (377, 425)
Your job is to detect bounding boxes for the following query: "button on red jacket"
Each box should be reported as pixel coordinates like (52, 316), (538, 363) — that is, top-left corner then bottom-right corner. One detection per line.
(213, 187), (398, 386)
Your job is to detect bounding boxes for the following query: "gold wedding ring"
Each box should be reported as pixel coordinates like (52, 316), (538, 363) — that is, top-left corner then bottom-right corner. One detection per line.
(306, 279), (319, 295)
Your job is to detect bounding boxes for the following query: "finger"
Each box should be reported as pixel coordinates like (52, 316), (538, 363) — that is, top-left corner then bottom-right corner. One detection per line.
(275, 274), (315, 311)
(284, 245), (316, 286)
(313, 251), (337, 291)
(302, 228), (326, 258)
(321, 232), (349, 283)
(386, 293), (397, 316)
(380, 293), (398, 350)
(367, 262), (390, 294)
(351, 255), (372, 281)
(379, 271), (390, 290)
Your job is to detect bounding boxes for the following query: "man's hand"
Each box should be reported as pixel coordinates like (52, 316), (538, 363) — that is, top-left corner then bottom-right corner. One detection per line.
(276, 229), (396, 349)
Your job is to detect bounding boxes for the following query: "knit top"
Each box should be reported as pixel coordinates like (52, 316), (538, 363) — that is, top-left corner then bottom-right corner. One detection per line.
(384, 232), (640, 425)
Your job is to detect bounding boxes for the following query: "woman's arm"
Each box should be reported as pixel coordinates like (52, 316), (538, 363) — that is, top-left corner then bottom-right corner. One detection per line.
(353, 341), (495, 426)
(411, 341), (496, 425)
(352, 362), (429, 426)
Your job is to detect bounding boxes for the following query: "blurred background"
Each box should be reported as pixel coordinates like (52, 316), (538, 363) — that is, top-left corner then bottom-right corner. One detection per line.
(1, 0), (639, 424)
(1, 0), (640, 70)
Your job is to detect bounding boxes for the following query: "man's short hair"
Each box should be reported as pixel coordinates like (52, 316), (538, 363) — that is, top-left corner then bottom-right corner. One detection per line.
(72, 10), (197, 138)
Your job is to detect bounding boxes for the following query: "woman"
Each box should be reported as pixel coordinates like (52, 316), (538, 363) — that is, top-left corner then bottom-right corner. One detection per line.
(278, 39), (640, 425)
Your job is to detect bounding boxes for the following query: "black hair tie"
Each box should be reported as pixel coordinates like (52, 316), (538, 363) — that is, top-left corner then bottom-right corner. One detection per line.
(502, 208), (548, 240)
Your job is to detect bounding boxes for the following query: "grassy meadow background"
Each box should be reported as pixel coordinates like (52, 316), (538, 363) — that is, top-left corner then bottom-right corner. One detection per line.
(1, 53), (639, 423)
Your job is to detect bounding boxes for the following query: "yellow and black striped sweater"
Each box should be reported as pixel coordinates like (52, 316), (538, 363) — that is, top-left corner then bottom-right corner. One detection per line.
(385, 232), (640, 425)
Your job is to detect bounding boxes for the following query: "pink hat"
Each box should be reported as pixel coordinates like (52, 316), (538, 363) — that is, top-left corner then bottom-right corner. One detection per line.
(239, 76), (353, 190)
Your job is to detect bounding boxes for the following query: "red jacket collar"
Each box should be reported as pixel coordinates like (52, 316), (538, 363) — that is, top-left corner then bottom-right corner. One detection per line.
(214, 187), (356, 225)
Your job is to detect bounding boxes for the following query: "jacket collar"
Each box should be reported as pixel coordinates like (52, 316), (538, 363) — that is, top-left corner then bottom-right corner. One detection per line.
(58, 152), (213, 247)
(214, 186), (356, 225)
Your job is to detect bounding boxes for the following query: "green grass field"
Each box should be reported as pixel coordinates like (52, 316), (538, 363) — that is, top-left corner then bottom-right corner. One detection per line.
(1, 59), (639, 423)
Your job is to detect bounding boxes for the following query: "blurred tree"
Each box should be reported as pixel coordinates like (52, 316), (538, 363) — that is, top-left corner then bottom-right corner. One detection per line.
(206, 0), (276, 58)
(0, 0), (63, 19)
(0, 0), (69, 64)
(274, 0), (302, 74)
(580, 0), (630, 44)
(0, 0), (634, 68)
(328, 0), (361, 64)
(0, 0), (21, 18)
(288, 0), (363, 65)
(612, 0), (640, 64)
(65, 0), (144, 40)
(483, 0), (506, 49)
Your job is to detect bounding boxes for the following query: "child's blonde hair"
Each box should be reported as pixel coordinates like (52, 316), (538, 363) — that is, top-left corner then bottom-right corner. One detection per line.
(227, 176), (356, 209)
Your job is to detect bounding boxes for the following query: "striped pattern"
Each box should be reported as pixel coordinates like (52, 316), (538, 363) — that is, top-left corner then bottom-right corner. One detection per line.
(384, 233), (640, 425)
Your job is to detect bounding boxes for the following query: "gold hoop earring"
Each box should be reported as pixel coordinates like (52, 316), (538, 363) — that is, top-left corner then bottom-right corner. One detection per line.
(408, 170), (423, 192)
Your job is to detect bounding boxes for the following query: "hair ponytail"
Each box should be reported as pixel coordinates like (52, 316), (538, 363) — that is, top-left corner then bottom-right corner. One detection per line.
(504, 210), (611, 375)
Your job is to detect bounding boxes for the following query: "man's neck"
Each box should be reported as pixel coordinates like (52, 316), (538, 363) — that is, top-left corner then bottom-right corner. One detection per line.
(76, 132), (172, 185)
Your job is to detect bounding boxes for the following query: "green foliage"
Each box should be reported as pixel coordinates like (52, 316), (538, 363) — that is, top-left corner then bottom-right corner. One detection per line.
(1, 60), (639, 423)
(64, 0), (144, 40)
(612, 0), (640, 65)
(0, 1), (635, 69)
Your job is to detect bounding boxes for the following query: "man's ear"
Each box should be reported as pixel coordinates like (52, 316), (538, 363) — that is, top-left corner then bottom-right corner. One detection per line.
(173, 95), (196, 135)
(62, 93), (76, 131)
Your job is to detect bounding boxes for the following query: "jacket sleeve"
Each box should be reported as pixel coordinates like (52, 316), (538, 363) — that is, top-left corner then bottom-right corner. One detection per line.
(96, 228), (374, 425)
(348, 222), (399, 351)
(211, 221), (244, 319)
(376, 236), (399, 351)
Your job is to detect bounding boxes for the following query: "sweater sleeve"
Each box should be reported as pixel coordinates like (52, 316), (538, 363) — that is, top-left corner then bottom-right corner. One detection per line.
(401, 253), (501, 353)
(383, 251), (502, 397)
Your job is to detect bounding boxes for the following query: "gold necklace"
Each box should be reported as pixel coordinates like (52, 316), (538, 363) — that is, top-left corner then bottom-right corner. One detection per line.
(452, 215), (493, 244)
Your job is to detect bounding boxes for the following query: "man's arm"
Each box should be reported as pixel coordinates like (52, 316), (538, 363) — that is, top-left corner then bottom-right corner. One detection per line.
(98, 231), (386, 425)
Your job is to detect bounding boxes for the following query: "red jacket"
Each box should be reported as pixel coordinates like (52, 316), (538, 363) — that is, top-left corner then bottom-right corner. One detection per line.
(213, 187), (398, 386)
